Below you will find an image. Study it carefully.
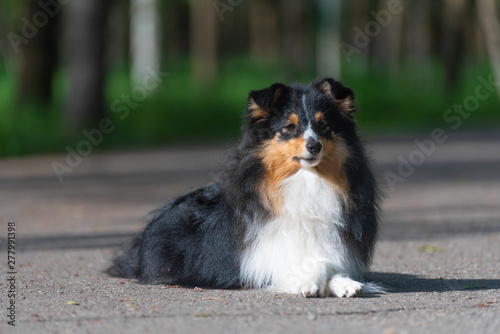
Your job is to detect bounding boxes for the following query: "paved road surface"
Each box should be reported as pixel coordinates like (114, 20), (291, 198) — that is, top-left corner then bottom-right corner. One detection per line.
(1, 130), (499, 333)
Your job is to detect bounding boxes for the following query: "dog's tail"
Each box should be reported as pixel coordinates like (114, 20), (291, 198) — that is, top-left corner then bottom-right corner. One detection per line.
(106, 237), (141, 279)
(362, 282), (387, 295)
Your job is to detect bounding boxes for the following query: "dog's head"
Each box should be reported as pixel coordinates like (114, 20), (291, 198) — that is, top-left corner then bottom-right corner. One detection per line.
(245, 78), (358, 206)
(247, 78), (356, 166)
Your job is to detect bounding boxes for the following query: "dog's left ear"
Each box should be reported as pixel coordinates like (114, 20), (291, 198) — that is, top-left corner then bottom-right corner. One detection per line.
(315, 78), (355, 114)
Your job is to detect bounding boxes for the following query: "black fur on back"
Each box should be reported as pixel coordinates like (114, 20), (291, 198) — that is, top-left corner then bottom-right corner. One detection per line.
(107, 183), (242, 288)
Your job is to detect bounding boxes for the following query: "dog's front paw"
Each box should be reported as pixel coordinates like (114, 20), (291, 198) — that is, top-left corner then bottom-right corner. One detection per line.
(298, 281), (320, 298)
(278, 257), (329, 297)
(329, 275), (363, 298)
(273, 279), (325, 297)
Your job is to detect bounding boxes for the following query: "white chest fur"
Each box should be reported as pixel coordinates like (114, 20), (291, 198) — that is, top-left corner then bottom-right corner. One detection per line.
(240, 168), (362, 294)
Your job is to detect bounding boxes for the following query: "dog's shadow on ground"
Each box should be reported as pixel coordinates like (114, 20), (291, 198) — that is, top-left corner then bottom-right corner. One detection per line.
(367, 272), (500, 294)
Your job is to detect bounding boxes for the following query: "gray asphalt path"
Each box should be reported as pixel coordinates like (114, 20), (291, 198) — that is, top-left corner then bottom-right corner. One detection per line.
(1, 130), (499, 333)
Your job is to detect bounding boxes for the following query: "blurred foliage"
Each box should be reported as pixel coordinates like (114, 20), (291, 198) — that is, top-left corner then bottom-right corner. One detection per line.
(1, 57), (498, 157)
(1, 0), (499, 157)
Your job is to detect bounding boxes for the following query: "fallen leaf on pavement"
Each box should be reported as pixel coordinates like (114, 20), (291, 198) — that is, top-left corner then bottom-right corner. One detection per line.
(418, 244), (445, 253)
(195, 313), (213, 317)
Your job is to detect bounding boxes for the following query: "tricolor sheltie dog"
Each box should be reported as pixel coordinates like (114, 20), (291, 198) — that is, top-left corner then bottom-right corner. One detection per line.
(108, 78), (382, 298)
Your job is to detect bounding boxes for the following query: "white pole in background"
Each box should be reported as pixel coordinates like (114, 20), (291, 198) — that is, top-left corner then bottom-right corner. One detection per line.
(130, 0), (160, 88)
(316, 0), (342, 79)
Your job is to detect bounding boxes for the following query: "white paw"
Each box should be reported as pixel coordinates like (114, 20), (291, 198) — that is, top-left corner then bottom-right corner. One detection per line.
(275, 277), (327, 297)
(278, 257), (328, 297)
(298, 281), (320, 298)
(329, 275), (364, 298)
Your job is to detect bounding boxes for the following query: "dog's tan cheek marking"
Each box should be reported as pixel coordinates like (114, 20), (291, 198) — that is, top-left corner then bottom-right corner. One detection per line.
(258, 135), (305, 215)
(316, 135), (350, 204)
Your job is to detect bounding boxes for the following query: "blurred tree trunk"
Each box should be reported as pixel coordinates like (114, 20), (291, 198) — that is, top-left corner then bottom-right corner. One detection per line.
(162, 0), (189, 61)
(476, 0), (500, 98)
(189, 0), (217, 87)
(107, 1), (131, 68)
(279, 0), (311, 78)
(442, 0), (467, 92)
(341, 1), (372, 69)
(130, 0), (160, 87)
(18, 0), (59, 105)
(429, 0), (444, 60)
(372, 0), (403, 69)
(316, 0), (341, 78)
(64, 0), (110, 128)
(249, 0), (279, 62)
(365, 0), (380, 71)
(404, 0), (430, 62)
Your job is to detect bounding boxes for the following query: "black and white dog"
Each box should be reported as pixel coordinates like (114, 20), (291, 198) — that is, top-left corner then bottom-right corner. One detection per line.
(108, 78), (382, 297)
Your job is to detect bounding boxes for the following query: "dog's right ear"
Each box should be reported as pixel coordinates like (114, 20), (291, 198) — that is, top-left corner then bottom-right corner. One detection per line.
(315, 78), (355, 115)
(247, 83), (287, 123)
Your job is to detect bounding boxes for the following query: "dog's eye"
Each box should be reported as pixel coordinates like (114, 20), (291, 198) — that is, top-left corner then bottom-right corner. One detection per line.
(284, 123), (297, 132)
(318, 120), (328, 130)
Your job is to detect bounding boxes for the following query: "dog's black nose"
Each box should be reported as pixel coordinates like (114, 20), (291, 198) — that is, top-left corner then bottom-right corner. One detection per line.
(306, 139), (322, 155)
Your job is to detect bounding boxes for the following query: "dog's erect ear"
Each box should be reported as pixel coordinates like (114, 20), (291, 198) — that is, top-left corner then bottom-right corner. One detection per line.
(315, 78), (355, 114)
(248, 83), (287, 123)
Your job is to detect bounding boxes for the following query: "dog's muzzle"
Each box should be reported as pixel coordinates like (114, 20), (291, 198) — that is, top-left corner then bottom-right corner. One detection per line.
(296, 138), (322, 167)
(306, 138), (322, 155)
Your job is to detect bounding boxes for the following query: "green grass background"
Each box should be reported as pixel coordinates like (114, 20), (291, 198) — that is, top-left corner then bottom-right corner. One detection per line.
(0, 58), (498, 157)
